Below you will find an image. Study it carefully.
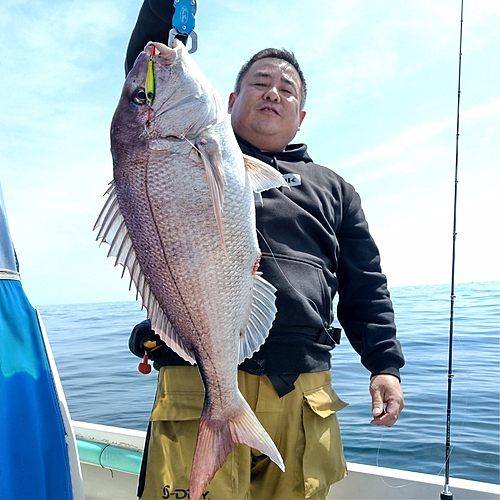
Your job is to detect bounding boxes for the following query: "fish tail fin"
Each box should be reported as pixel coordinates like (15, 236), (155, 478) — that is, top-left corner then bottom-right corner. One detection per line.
(190, 397), (284, 500)
(230, 396), (284, 471)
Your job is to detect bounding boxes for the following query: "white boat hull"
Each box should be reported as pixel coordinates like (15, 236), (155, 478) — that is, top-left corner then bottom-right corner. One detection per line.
(74, 421), (499, 500)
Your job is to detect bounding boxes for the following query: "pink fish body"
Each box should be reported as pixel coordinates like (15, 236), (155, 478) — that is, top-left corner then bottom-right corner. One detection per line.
(95, 41), (286, 499)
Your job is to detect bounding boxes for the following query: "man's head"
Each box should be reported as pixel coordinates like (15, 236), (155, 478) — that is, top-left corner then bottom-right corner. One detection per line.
(234, 48), (307, 109)
(228, 48), (307, 153)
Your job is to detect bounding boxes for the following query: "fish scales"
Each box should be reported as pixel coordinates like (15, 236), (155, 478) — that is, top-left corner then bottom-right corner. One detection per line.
(142, 141), (254, 388)
(95, 40), (287, 500)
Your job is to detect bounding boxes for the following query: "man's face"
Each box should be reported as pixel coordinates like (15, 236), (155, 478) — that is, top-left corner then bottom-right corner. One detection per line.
(228, 58), (306, 152)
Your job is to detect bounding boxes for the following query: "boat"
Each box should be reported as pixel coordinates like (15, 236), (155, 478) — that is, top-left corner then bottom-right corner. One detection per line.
(74, 419), (499, 500)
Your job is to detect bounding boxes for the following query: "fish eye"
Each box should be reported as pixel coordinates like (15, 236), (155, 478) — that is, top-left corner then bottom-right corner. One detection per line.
(131, 88), (147, 105)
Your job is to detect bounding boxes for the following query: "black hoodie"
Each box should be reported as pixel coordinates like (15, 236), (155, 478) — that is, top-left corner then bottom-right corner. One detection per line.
(236, 136), (404, 379)
(126, 0), (404, 380)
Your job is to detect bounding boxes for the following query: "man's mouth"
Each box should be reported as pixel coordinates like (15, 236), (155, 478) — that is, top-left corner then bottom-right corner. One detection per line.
(259, 105), (280, 116)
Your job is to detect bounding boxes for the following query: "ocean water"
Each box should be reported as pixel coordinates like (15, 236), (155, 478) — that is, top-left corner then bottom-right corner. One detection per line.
(39, 281), (500, 485)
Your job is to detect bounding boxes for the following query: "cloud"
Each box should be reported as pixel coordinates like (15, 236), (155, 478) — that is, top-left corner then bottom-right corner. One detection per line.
(335, 98), (500, 172)
(340, 119), (453, 170)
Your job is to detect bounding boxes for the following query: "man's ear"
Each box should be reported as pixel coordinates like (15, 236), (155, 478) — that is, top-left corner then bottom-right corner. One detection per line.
(298, 110), (306, 130)
(228, 92), (237, 113)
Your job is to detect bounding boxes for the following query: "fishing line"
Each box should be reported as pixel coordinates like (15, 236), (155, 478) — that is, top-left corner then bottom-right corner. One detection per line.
(375, 425), (386, 468)
(374, 425), (419, 490)
(441, 1), (464, 498)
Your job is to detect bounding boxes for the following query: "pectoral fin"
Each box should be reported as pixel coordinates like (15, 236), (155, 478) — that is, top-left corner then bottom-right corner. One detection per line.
(196, 137), (227, 254)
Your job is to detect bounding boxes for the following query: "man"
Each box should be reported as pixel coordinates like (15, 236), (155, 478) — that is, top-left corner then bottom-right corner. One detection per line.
(127, 1), (405, 499)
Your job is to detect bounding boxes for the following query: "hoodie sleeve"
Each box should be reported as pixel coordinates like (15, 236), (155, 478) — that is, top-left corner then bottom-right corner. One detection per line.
(129, 318), (157, 358)
(335, 184), (405, 379)
(125, 0), (188, 74)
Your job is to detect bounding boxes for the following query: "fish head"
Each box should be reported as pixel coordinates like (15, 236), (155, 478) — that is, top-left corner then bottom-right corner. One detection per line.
(111, 39), (224, 150)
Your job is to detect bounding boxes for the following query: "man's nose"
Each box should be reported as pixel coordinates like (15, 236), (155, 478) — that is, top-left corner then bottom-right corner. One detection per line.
(264, 86), (280, 102)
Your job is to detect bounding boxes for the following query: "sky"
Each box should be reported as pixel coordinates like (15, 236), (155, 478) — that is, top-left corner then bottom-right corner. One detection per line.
(1, 0), (499, 306)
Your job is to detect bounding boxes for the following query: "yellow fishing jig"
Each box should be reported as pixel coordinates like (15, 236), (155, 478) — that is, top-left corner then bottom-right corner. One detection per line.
(146, 58), (155, 104)
(145, 45), (155, 128)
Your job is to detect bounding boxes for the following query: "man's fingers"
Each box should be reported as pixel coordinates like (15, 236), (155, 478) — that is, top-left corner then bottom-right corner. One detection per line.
(369, 374), (404, 427)
(371, 391), (385, 418)
(370, 404), (398, 427)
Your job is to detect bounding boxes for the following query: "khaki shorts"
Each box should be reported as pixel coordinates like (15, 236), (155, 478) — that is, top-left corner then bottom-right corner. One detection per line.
(141, 366), (348, 500)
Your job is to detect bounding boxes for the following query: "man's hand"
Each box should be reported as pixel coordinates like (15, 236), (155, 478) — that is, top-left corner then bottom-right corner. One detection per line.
(369, 374), (404, 427)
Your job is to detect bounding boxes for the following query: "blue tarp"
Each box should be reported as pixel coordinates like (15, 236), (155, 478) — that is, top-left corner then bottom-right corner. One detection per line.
(0, 185), (78, 499)
(0, 277), (74, 499)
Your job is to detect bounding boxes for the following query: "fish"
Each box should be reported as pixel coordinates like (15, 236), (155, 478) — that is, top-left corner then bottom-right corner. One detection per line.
(94, 40), (287, 500)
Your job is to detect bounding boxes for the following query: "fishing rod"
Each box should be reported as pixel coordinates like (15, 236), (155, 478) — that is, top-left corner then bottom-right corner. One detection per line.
(440, 1), (464, 499)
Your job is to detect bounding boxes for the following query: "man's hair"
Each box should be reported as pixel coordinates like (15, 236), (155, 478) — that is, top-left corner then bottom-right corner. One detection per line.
(234, 48), (307, 109)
